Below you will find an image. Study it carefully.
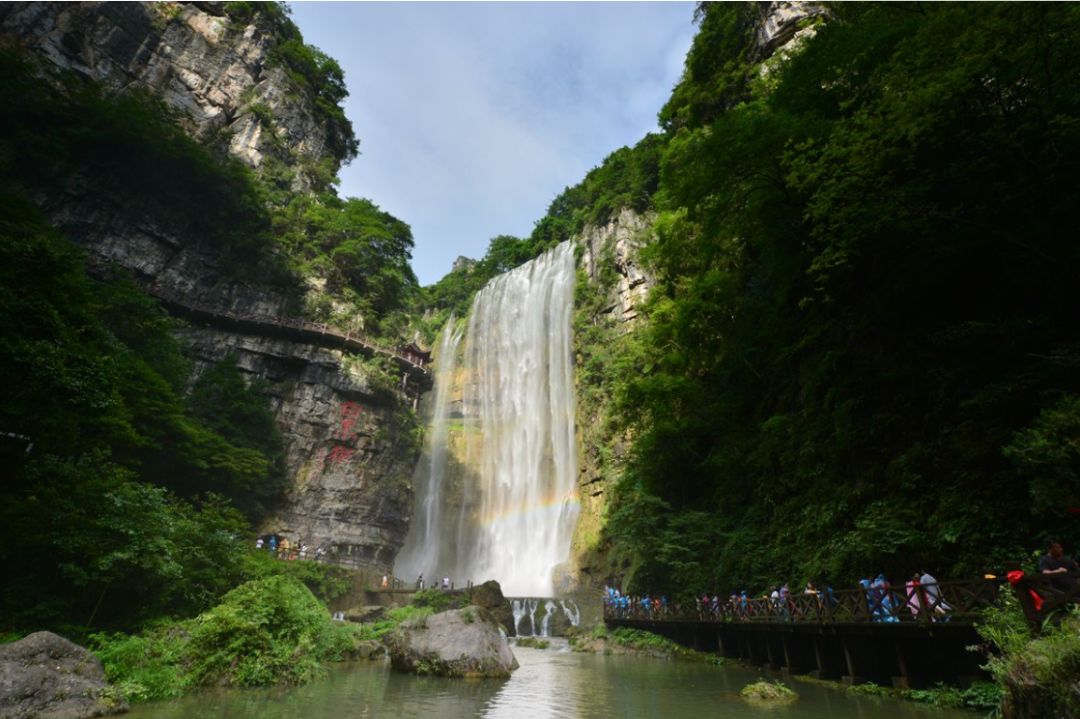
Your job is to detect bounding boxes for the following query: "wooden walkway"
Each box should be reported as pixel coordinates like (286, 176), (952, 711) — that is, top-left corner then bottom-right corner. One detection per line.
(605, 579), (992, 687)
(148, 285), (433, 389)
(604, 574), (1079, 687)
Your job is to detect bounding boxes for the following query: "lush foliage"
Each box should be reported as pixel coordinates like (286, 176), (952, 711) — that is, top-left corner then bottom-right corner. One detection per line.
(976, 592), (1080, 717)
(90, 575), (361, 701)
(584, 2), (1080, 596)
(0, 196), (289, 630)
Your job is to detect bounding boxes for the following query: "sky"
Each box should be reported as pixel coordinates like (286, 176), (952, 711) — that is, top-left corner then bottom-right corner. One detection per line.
(289, 2), (697, 286)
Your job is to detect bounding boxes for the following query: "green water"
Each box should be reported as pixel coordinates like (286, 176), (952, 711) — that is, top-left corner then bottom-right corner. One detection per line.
(127, 643), (979, 719)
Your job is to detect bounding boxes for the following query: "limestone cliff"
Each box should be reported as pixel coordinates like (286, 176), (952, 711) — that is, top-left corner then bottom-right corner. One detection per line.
(0, 1), (340, 177)
(565, 210), (654, 593)
(1, 2), (422, 569)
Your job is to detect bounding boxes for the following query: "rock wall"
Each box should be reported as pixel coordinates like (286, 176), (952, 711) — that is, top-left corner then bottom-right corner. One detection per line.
(1, 2), (423, 569)
(0, 1), (333, 175)
(564, 210), (654, 593)
(180, 328), (419, 566)
(579, 208), (654, 326)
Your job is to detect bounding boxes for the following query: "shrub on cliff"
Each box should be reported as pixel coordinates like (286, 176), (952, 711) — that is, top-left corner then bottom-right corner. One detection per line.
(91, 575), (360, 702)
(979, 594), (1080, 719)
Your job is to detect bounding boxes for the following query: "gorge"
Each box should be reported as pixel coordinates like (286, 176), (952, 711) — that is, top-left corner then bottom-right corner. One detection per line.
(3, 1), (1080, 717)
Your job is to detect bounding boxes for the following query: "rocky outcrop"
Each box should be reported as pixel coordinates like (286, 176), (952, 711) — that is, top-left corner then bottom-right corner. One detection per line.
(0, 632), (126, 719)
(467, 581), (515, 637)
(579, 208), (654, 326)
(384, 607), (518, 679)
(0, 2), (335, 175)
(753, 1), (828, 65)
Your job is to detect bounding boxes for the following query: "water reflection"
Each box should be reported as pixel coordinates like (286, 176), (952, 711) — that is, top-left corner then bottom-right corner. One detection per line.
(128, 643), (978, 719)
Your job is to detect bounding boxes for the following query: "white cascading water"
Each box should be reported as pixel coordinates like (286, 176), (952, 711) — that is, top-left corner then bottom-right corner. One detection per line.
(460, 241), (579, 596)
(396, 241), (579, 597)
(395, 317), (464, 580)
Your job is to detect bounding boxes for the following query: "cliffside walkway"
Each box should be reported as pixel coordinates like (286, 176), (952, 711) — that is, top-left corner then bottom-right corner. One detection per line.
(147, 285), (433, 389)
(604, 578), (1002, 687)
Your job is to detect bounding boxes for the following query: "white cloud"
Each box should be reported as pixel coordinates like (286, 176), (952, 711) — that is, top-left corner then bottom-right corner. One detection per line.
(289, 1), (696, 284)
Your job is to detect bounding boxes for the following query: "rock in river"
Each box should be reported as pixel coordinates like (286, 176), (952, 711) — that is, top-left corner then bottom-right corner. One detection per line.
(0, 631), (126, 718)
(384, 606), (519, 678)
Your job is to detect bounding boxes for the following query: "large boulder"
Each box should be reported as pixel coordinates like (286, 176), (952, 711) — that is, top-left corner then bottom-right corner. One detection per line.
(0, 631), (127, 719)
(467, 581), (515, 637)
(384, 606), (518, 678)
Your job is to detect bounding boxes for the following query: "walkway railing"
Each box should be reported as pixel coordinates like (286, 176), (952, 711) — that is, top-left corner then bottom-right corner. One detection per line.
(147, 285), (431, 384)
(604, 579), (1002, 627)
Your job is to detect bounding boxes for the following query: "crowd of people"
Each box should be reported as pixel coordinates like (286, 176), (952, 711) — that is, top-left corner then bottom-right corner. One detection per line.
(605, 542), (1080, 624)
(604, 571), (955, 623)
(255, 534), (326, 561)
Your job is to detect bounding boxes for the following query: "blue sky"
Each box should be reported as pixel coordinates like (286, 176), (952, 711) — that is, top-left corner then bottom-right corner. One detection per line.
(290, 2), (696, 285)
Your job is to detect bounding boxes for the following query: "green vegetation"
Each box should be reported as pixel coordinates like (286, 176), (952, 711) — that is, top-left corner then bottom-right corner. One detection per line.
(0, 196), (285, 630)
(570, 2), (1080, 598)
(740, 680), (797, 703)
(977, 593), (1080, 717)
(90, 576), (362, 702)
(0, 5), (415, 645)
(515, 637), (550, 649)
(410, 588), (469, 613)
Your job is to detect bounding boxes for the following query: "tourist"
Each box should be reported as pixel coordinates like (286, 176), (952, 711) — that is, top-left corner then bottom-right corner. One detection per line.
(381, 574), (389, 589)
(859, 578), (879, 620)
(416, 573), (424, 590)
(1038, 541), (1080, 593)
(905, 573), (922, 619)
(255, 537), (264, 550)
(873, 575), (899, 622)
(919, 571), (952, 617)
(442, 576), (450, 590)
(268, 535), (277, 554)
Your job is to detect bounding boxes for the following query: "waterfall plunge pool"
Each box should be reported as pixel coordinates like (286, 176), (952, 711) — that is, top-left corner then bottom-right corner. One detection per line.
(126, 642), (979, 719)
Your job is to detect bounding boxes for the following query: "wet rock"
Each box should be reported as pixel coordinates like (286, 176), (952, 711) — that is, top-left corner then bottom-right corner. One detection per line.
(0, 631), (127, 719)
(384, 606), (518, 678)
(466, 581), (515, 637)
(344, 605), (386, 624)
(350, 640), (386, 661)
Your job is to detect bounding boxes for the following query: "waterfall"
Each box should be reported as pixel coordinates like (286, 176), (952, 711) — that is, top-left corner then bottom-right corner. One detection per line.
(396, 241), (579, 597)
(460, 241), (579, 596)
(395, 317), (464, 580)
(559, 599), (580, 628)
(540, 600), (557, 637)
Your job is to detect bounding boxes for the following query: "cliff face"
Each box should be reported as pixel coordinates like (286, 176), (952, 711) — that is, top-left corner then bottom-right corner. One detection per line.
(0, 1), (332, 174)
(579, 208), (654, 326)
(1, 2), (421, 569)
(565, 210), (654, 592)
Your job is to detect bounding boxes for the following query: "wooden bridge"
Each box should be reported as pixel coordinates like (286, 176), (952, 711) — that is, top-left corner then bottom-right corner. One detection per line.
(147, 284), (433, 390)
(604, 578), (1012, 687)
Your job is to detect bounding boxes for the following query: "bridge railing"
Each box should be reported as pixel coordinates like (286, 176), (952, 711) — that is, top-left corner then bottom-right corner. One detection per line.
(603, 578), (1002, 626)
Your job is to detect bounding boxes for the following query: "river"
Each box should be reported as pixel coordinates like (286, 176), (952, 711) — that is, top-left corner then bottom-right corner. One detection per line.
(127, 642), (978, 719)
